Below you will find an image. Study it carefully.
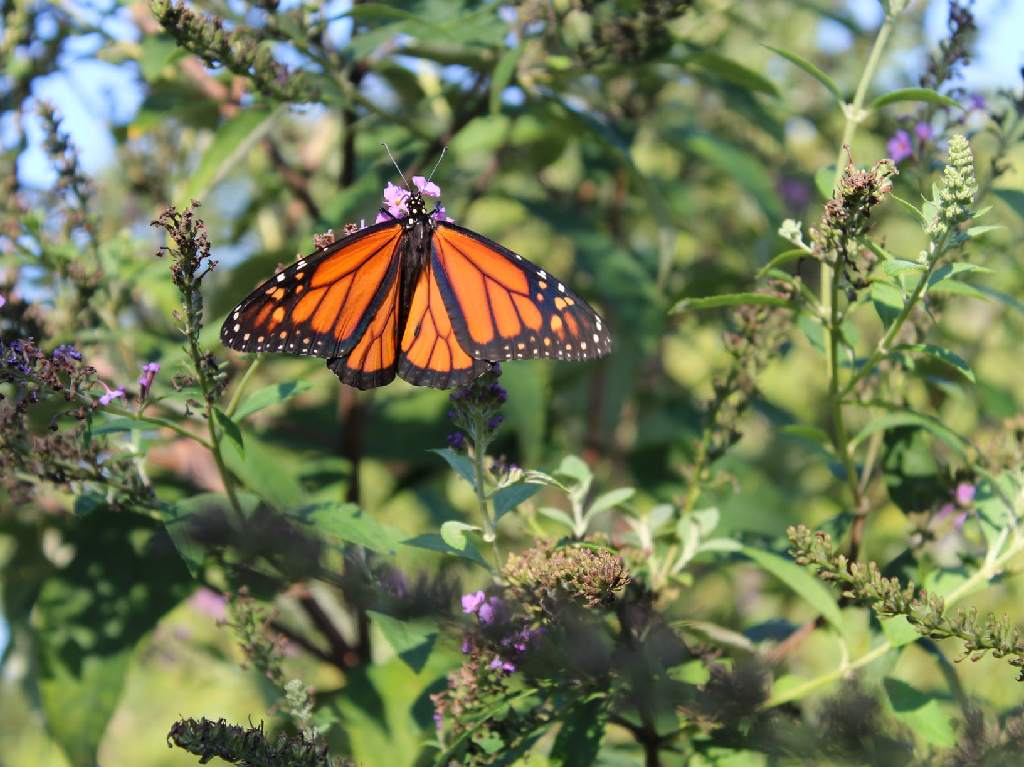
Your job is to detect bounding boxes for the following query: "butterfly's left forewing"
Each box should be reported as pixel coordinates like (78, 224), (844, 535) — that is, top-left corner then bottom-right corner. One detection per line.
(221, 223), (402, 360)
(430, 223), (612, 363)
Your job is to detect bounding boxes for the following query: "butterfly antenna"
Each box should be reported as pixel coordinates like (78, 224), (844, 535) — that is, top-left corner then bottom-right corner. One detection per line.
(381, 143), (411, 189)
(426, 146), (447, 182)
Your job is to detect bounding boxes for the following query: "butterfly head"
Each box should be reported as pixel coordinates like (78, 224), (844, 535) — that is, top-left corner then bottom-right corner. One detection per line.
(406, 191), (428, 218)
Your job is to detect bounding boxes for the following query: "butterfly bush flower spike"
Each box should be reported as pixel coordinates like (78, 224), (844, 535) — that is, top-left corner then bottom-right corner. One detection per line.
(98, 381), (125, 406)
(138, 361), (160, 400)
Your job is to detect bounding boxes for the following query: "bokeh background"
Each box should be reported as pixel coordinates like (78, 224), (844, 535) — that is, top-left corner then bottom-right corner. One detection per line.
(2, 0), (1024, 764)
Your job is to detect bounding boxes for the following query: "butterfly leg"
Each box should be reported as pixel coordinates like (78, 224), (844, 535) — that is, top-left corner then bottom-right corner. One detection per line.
(379, 207), (397, 220)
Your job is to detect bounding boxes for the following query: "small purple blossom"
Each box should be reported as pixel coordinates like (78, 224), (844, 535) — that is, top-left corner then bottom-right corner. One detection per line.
(914, 122), (934, 142)
(486, 414), (504, 431)
(189, 587), (227, 621)
(432, 205), (453, 222)
(461, 590), (486, 614)
(413, 176), (441, 198)
(138, 361), (160, 398)
(968, 93), (986, 111)
(447, 431), (466, 451)
(955, 481), (976, 507)
(383, 182), (409, 213)
(98, 381), (125, 406)
(0, 294), (5, 309)
(461, 637), (473, 654)
(887, 130), (914, 164)
(777, 177), (811, 211)
(488, 656), (515, 673)
(52, 344), (82, 361)
(477, 596), (503, 625)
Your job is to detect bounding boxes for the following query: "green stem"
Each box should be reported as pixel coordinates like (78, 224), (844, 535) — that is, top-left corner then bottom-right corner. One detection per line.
(225, 354), (264, 419)
(470, 420), (496, 544)
(823, 11), (897, 368)
(181, 279), (244, 523)
(840, 258), (938, 400)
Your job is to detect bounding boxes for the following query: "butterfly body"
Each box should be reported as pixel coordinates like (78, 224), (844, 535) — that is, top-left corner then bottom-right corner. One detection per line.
(221, 189), (611, 390)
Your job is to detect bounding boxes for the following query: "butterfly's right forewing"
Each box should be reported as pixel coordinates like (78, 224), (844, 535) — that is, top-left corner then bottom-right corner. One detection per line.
(220, 223), (403, 360)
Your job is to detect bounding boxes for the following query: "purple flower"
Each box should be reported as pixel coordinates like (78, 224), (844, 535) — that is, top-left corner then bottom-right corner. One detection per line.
(189, 587), (227, 620)
(461, 590), (486, 614)
(0, 294), (5, 309)
(955, 481), (976, 507)
(477, 596), (503, 625)
(887, 130), (914, 164)
(383, 181), (408, 209)
(777, 177), (811, 211)
(98, 382), (125, 406)
(461, 637), (473, 654)
(374, 211), (391, 224)
(968, 93), (986, 111)
(488, 656), (516, 674)
(138, 361), (160, 398)
(52, 344), (82, 361)
(432, 206), (453, 222)
(413, 176), (441, 198)
(913, 122), (934, 142)
(447, 431), (466, 451)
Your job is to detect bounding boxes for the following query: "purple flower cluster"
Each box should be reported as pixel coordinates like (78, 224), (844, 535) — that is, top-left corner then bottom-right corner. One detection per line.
(97, 381), (125, 406)
(460, 589), (543, 675)
(446, 363), (508, 451)
(374, 176), (451, 223)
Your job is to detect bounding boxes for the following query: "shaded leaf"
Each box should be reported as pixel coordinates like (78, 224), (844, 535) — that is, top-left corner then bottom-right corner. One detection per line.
(740, 546), (843, 632)
(432, 447), (476, 485)
(367, 610), (437, 673)
(492, 481), (542, 521)
(893, 343), (975, 382)
(549, 696), (608, 767)
(762, 44), (842, 100)
(883, 678), (956, 747)
(295, 502), (407, 554)
(686, 50), (780, 97)
(671, 292), (790, 313)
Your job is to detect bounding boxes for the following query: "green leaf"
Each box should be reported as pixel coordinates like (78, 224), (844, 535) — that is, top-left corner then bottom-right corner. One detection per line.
(585, 487), (636, 521)
(670, 292), (790, 313)
(869, 88), (962, 110)
(883, 678), (956, 747)
(870, 281), (904, 329)
(850, 411), (970, 458)
(232, 380), (312, 420)
(489, 44), (523, 114)
(881, 615), (920, 648)
(815, 164), (836, 199)
(881, 259), (925, 277)
(139, 33), (185, 82)
(993, 188), (1024, 222)
(295, 502), (407, 555)
(966, 224), (1004, 238)
(212, 407), (243, 448)
(974, 472), (1014, 550)
(491, 481), (542, 521)
(686, 50), (780, 97)
(402, 533), (490, 567)
(927, 262), (992, 288)
(552, 455), (592, 489)
(537, 506), (576, 531)
(177, 106), (282, 207)
(221, 426), (304, 511)
(440, 520), (480, 551)
(549, 697), (608, 767)
(892, 343), (975, 382)
(432, 447), (476, 485)
(762, 44), (842, 100)
(889, 192), (925, 220)
(756, 249), (806, 279)
(367, 610), (437, 673)
(740, 546), (843, 633)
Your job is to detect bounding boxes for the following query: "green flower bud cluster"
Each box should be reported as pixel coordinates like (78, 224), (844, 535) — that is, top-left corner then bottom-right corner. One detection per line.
(926, 133), (978, 241)
(150, 0), (317, 102)
(789, 525), (1024, 682)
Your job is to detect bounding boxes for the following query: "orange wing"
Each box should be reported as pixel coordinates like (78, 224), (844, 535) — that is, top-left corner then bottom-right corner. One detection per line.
(431, 223), (612, 363)
(397, 257), (490, 389)
(220, 223), (402, 364)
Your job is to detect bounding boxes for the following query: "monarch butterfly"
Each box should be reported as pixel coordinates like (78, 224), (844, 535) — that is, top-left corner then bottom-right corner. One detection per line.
(220, 155), (612, 390)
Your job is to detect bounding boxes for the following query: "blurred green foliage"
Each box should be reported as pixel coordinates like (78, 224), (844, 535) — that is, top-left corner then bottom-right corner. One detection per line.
(2, 0), (1024, 765)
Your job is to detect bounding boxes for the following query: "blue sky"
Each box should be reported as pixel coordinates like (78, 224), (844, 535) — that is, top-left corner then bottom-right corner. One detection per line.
(2, 0), (1024, 657)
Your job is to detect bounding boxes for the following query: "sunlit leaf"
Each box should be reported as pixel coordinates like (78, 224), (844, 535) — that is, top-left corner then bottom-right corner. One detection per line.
(869, 88), (962, 110)
(762, 44), (842, 100)
(233, 380), (312, 420)
(740, 546), (844, 632)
